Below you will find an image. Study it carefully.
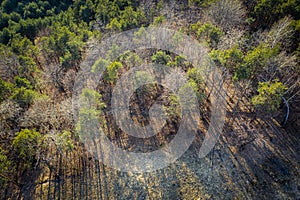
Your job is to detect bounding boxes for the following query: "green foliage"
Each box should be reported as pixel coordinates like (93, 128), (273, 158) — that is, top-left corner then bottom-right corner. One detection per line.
(210, 47), (245, 81)
(119, 51), (142, 68)
(251, 0), (300, 29)
(152, 15), (166, 26)
(0, 28), (11, 44)
(10, 34), (36, 56)
(106, 18), (122, 32)
(187, 68), (206, 101)
(0, 79), (14, 103)
(1, 0), (18, 14)
(210, 47), (243, 70)
(0, 147), (13, 185)
(14, 76), (32, 89)
(1, 0), (73, 17)
(252, 80), (287, 113)
(151, 51), (171, 65)
(92, 58), (109, 73)
(190, 22), (223, 47)
(242, 43), (279, 78)
(187, 68), (203, 86)
(105, 61), (122, 84)
(119, 6), (145, 29)
(41, 25), (86, 69)
(55, 130), (74, 152)
(107, 6), (146, 31)
(210, 44), (280, 81)
(175, 56), (187, 66)
(12, 129), (41, 169)
(163, 94), (180, 119)
(18, 18), (48, 41)
(188, 0), (218, 7)
(23, 2), (45, 19)
(76, 88), (106, 141)
(7, 76), (41, 108)
(167, 55), (188, 68)
(10, 87), (39, 108)
(0, 147), (12, 173)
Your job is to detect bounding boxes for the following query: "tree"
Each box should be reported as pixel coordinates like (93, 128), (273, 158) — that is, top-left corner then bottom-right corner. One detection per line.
(119, 51), (142, 69)
(252, 80), (287, 113)
(207, 0), (246, 32)
(20, 96), (53, 132)
(210, 46), (244, 81)
(151, 51), (171, 65)
(0, 99), (22, 129)
(12, 129), (42, 169)
(187, 68), (206, 102)
(104, 61), (122, 84)
(190, 22), (223, 48)
(242, 43), (279, 79)
(106, 18), (122, 32)
(163, 93), (180, 119)
(76, 88), (106, 141)
(10, 76), (41, 108)
(263, 16), (294, 49)
(250, 0), (300, 29)
(1, 0), (18, 14)
(0, 44), (19, 81)
(119, 6), (145, 29)
(0, 147), (13, 185)
(0, 79), (14, 103)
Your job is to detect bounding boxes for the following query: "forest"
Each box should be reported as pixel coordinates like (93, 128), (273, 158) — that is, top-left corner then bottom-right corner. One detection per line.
(0, 0), (299, 199)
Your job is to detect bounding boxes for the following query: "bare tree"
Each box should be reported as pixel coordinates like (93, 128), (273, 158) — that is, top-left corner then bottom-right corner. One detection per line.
(0, 100), (22, 135)
(0, 47), (19, 81)
(20, 97), (74, 133)
(62, 69), (77, 96)
(207, 0), (246, 32)
(264, 16), (294, 49)
(20, 97), (55, 133)
(218, 29), (245, 50)
(39, 63), (66, 96)
(55, 98), (74, 131)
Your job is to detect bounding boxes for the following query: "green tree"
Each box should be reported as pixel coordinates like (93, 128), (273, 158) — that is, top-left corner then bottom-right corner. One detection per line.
(9, 76), (40, 108)
(210, 46), (244, 81)
(163, 94), (180, 119)
(187, 68), (206, 102)
(12, 129), (42, 169)
(106, 18), (122, 32)
(250, 0), (300, 29)
(210, 46), (243, 71)
(0, 147), (13, 185)
(252, 80), (287, 113)
(151, 51), (171, 65)
(76, 88), (106, 141)
(242, 43), (279, 79)
(105, 61), (122, 84)
(0, 79), (13, 103)
(119, 51), (142, 69)
(191, 22), (223, 48)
